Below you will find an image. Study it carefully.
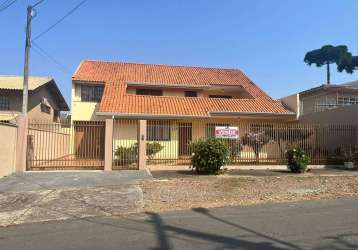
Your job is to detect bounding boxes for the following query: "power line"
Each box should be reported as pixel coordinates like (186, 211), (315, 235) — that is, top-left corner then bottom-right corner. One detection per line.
(32, 41), (72, 75)
(32, 0), (45, 8)
(0, 0), (16, 13)
(32, 0), (87, 41)
(0, 0), (14, 9)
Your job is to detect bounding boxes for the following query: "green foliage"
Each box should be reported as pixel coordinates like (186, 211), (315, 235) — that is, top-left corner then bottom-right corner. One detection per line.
(241, 126), (313, 162)
(146, 142), (164, 160)
(338, 54), (358, 74)
(304, 45), (348, 66)
(114, 142), (164, 165)
(304, 45), (353, 83)
(191, 137), (230, 174)
(114, 145), (138, 165)
(286, 148), (310, 173)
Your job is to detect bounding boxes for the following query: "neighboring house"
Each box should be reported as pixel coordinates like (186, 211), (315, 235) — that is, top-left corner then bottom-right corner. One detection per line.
(71, 60), (295, 160)
(0, 76), (69, 121)
(281, 81), (358, 124)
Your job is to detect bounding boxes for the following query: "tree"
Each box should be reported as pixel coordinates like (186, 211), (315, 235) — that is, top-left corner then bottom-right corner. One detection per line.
(338, 53), (358, 74)
(304, 45), (350, 84)
(241, 126), (312, 162)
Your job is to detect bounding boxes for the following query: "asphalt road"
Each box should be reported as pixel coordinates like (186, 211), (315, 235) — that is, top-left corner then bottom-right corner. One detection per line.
(1, 197), (358, 250)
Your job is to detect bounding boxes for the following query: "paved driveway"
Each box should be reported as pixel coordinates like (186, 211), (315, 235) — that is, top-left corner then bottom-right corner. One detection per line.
(0, 170), (152, 192)
(0, 171), (152, 226)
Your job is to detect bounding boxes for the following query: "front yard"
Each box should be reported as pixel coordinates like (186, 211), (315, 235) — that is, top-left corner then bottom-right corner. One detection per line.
(141, 172), (358, 213)
(1, 170), (358, 226)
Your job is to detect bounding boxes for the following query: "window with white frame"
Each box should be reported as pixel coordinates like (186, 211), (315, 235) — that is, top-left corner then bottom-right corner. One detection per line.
(315, 95), (358, 112)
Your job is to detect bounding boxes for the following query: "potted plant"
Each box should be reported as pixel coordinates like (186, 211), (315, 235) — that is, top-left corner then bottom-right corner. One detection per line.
(344, 145), (355, 169)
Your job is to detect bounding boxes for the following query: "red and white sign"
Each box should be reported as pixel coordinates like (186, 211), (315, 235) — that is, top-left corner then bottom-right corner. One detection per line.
(215, 126), (239, 139)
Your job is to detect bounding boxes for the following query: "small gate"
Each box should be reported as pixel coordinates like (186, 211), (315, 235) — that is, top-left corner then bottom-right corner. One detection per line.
(27, 120), (105, 170)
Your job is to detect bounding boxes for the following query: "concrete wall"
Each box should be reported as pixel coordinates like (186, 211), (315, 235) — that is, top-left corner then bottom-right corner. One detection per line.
(0, 122), (17, 177)
(299, 104), (358, 125)
(281, 94), (299, 118)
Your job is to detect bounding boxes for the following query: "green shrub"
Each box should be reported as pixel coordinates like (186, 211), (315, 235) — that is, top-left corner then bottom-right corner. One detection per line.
(114, 142), (164, 165)
(286, 148), (310, 173)
(191, 137), (230, 174)
(146, 142), (164, 160)
(114, 145), (138, 165)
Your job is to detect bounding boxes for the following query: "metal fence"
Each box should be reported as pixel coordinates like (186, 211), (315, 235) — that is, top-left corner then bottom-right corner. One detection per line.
(127, 120), (357, 166)
(112, 119), (139, 170)
(27, 120), (105, 170)
(27, 119), (358, 170)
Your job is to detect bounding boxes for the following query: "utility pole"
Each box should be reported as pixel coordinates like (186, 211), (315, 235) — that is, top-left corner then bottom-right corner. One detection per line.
(22, 5), (33, 115)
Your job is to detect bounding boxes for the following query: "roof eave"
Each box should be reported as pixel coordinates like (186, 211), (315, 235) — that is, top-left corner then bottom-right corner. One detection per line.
(96, 112), (209, 119)
(96, 111), (296, 119)
(209, 111), (296, 117)
(126, 81), (210, 89)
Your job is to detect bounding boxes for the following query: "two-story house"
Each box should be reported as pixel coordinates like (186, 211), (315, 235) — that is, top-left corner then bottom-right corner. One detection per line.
(71, 60), (295, 160)
(281, 81), (358, 124)
(0, 76), (69, 122)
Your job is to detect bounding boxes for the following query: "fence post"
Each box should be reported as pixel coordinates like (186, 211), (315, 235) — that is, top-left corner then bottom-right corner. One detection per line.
(15, 115), (28, 172)
(104, 118), (113, 171)
(138, 120), (147, 170)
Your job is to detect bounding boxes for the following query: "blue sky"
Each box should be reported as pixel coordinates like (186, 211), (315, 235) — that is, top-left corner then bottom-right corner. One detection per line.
(1, 0), (358, 105)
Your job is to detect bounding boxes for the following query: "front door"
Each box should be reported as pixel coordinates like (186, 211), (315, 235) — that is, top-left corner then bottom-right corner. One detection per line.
(179, 123), (192, 156)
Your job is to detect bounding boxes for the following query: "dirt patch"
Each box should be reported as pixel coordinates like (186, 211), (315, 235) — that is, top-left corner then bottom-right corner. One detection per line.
(140, 175), (358, 213)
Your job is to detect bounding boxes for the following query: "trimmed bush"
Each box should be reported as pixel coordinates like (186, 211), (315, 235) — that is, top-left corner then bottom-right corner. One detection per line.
(114, 142), (164, 165)
(191, 137), (230, 174)
(286, 148), (310, 173)
(146, 142), (164, 160)
(114, 145), (138, 165)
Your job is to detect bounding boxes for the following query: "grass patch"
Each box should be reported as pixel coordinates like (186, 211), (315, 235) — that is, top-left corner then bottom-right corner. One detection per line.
(218, 176), (257, 188)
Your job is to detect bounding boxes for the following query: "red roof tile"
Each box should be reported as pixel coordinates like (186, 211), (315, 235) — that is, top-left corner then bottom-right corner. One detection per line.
(73, 60), (293, 117)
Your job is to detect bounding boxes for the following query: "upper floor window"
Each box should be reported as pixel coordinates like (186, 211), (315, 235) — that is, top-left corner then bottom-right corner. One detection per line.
(136, 89), (163, 96)
(337, 96), (358, 106)
(314, 95), (358, 112)
(0, 96), (9, 110)
(81, 85), (104, 102)
(185, 91), (197, 97)
(209, 95), (233, 99)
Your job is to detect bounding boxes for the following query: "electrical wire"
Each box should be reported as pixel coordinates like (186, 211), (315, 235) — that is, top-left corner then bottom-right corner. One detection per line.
(32, 0), (45, 8)
(32, 41), (72, 75)
(0, 0), (16, 13)
(32, 0), (87, 41)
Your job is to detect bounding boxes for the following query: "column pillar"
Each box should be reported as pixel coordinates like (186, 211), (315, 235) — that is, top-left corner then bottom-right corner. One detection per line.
(104, 118), (113, 171)
(137, 120), (147, 170)
(15, 115), (28, 172)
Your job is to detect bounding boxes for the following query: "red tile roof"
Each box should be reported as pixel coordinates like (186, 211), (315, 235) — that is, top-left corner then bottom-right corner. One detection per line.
(73, 60), (293, 117)
(99, 82), (292, 117)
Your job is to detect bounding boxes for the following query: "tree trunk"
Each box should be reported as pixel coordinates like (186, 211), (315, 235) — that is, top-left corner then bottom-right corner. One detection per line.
(327, 63), (330, 85)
